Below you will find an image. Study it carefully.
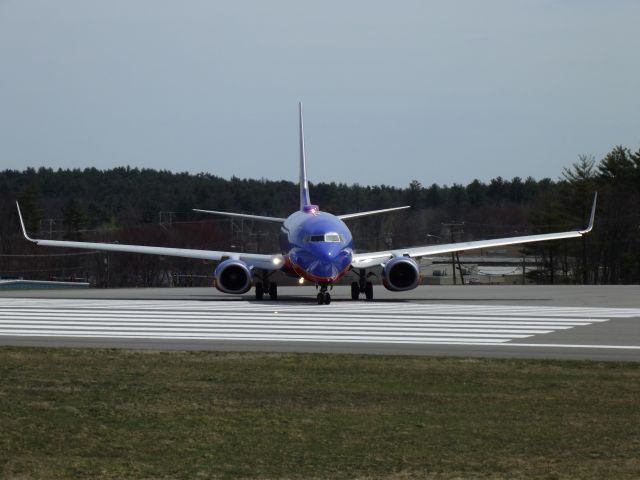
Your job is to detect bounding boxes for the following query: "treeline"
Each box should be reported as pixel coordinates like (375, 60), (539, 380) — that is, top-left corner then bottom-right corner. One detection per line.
(0, 145), (638, 285)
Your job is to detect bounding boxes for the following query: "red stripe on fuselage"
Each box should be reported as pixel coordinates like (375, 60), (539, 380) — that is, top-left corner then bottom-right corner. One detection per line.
(283, 256), (351, 284)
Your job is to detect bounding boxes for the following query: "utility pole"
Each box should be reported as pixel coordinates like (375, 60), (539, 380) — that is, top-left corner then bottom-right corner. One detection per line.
(442, 222), (465, 285)
(230, 218), (244, 251)
(384, 232), (393, 250)
(249, 230), (269, 254)
(582, 236), (588, 285)
(455, 252), (465, 285)
(548, 245), (554, 285)
(159, 212), (174, 229)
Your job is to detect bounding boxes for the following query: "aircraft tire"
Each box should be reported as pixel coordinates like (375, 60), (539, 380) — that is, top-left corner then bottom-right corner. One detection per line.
(317, 293), (324, 305)
(365, 281), (374, 300)
(324, 292), (331, 305)
(255, 283), (264, 300)
(268, 282), (278, 300)
(350, 282), (360, 300)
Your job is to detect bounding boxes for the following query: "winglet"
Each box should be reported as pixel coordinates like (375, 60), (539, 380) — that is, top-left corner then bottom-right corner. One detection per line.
(580, 192), (597, 234)
(16, 201), (36, 242)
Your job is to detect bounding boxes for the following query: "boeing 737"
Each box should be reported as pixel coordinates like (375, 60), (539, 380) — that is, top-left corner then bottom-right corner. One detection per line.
(17, 104), (597, 304)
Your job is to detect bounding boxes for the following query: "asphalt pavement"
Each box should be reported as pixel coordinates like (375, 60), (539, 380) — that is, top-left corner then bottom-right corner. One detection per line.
(1, 285), (639, 361)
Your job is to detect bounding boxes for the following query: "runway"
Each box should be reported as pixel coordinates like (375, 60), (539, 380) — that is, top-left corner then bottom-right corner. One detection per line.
(1, 286), (640, 360)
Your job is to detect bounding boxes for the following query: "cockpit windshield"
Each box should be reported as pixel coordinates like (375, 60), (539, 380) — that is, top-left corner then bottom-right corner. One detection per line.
(306, 233), (343, 243)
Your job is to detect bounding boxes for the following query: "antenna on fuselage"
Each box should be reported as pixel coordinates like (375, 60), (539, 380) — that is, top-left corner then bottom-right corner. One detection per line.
(299, 102), (312, 210)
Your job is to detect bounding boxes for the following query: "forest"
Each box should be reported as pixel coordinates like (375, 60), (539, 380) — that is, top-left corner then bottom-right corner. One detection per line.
(1, 144), (638, 286)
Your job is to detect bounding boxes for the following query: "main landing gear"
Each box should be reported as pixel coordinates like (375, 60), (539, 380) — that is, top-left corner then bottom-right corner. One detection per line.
(350, 268), (374, 301)
(255, 272), (277, 300)
(317, 284), (331, 305)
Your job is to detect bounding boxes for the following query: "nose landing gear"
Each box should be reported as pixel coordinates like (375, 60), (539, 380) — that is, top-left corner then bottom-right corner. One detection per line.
(316, 284), (331, 305)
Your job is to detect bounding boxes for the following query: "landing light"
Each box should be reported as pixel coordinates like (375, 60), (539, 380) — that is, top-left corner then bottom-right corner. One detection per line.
(298, 277), (304, 285)
(272, 257), (282, 265)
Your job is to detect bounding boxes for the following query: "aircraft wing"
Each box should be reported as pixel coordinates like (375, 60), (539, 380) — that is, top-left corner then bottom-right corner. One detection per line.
(352, 193), (597, 269)
(16, 203), (283, 271)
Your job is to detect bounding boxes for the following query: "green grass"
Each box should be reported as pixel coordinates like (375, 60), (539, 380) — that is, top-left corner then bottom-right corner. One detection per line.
(1, 348), (639, 479)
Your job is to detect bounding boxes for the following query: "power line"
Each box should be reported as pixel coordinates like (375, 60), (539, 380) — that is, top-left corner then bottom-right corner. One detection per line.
(0, 251), (100, 258)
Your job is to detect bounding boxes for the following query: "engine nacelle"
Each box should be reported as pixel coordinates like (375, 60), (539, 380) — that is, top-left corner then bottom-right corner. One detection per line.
(214, 259), (252, 294)
(382, 256), (421, 292)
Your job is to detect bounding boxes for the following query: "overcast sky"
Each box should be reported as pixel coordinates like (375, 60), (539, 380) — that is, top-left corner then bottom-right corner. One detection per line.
(1, 1), (638, 187)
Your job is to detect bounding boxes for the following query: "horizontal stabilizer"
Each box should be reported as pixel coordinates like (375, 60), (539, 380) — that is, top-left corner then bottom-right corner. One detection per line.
(193, 209), (286, 223)
(338, 206), (410, 220)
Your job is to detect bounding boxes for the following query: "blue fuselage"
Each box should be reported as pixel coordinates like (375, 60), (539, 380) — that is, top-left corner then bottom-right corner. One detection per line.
(279, 209), (353, 284)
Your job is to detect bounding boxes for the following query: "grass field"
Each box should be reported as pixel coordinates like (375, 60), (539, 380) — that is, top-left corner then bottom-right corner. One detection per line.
(1, 347), (639, 479)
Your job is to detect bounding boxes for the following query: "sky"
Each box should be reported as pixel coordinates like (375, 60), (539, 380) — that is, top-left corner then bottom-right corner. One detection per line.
(0, 1), (639, 188)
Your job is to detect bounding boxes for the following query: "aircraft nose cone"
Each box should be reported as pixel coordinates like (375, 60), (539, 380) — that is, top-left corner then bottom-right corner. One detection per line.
(290, 247), (352, 282)
(317, 249), (335, 262)
(308, 249), (352, 280)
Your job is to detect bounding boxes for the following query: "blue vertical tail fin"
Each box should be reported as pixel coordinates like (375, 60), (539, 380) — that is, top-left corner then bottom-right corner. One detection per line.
(299, 102), (312, 210)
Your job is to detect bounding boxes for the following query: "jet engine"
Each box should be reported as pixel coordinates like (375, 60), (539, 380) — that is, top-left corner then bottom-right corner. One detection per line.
(214, 259), (253, 294)
(382, 256), (421, 291)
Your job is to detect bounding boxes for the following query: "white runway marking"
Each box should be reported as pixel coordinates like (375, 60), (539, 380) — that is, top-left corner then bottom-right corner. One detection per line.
(1, 299), (639, 349)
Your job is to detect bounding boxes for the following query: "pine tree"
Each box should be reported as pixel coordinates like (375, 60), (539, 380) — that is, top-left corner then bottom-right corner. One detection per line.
(18, 183), (43, 234)
(562, 154), (596, 283)
(62, 199), (89, 240)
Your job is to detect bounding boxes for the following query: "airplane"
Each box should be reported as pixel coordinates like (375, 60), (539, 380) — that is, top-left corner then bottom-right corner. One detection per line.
(16, 104), (597, 305)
